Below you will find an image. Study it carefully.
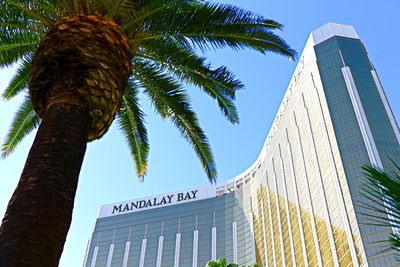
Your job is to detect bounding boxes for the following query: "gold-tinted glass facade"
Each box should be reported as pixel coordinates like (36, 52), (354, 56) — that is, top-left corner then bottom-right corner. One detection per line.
(241, 32), (364, 265)
(233, 25), (399, 266)
(236, 25), (399, 267)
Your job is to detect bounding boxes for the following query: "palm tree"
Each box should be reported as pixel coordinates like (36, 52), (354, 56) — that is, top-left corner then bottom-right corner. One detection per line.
(362, 164), (400, 260)
(0, 0), (295, 266)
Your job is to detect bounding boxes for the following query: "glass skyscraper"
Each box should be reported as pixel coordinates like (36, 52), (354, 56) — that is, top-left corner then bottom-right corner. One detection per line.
(83, 23), (400, 267)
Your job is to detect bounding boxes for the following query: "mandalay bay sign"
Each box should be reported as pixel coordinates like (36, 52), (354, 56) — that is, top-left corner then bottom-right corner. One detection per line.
(98, 185), (217, 218)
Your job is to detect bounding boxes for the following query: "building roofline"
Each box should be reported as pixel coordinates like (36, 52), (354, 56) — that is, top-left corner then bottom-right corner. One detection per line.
(311, 23), (359, 45)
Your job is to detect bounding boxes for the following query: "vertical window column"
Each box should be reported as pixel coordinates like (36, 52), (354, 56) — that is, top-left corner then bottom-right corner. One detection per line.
(122, 241), (131, 267)
(90, 246), (99, 267)
(266, 185), (277, 267)
(303, 101), (339, 266)
(106, 244), (114, 267)
(156, 236), (164, 267)
(271, 160), (286, 267)
(139, 239), (147, 267)
(212, 227), (217, 261)
(258, 186), (269, 266)
(157, 221), (164, 267)
(82, 236), (93, 267)
(123, 227), (132, 267)
(286, 136), (309, 266)
(106, 230), (116, 267)
(278, 149), (297, 267)
(294, 114), (323, 266)
(232, 221), (238, 264)
(311, 80), (360, 266)
(249, 212), (256, 264)
(193, 230), (199, 267)
(174, 233), (181, 267)
(342, 66), (382, 168)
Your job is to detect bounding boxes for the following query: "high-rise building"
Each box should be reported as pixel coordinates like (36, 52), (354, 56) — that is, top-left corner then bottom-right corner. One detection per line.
(83, 23), (400, 267)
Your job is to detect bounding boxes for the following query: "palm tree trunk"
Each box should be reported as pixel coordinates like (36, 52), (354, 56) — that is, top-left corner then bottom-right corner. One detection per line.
(0, 101), (89, 267)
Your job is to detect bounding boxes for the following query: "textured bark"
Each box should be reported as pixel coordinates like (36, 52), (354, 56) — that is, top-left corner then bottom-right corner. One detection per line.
(29, 14), (132, 141)
(0, 101), (89, 267)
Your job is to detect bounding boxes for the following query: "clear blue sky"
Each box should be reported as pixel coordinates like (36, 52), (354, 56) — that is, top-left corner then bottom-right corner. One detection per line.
(1, 1), (399, 266)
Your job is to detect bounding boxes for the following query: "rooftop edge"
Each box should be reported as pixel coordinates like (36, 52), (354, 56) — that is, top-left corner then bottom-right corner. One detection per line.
(311, 23), (359, 45)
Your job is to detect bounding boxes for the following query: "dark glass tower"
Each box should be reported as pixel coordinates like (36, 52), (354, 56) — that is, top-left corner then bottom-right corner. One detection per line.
(313, 25), (400, 266)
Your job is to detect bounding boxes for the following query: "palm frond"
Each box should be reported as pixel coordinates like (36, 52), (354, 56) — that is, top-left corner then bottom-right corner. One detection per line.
(72, 0), (79, 13)
(130, 2), (296, 59)
(362, 164), (400, 257)
(83, 0), (91, 14)
(106, 0), (124, 19)
(0, 0), (47, 35)
(2, 54), (31, 99)
(34, 0), (66, 20)
(90, 0), (114, 15)
(3, 0), (53, 28)
(389, 236), (400, 254)
(120, 0), (189, 33)
(117, 81), (149, 180)
(138, 38), (241, 123)
(104, 0), (141, 26)
(0, 21), (43, 34)
(132, 60), (216, 182)
(0, 31), (38, 67)
(1, 95), (40, 158)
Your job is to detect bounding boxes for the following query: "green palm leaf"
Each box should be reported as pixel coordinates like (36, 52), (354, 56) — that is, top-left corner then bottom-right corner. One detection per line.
(133, 60), (216, 182)
(120, 0), (187, 32)
(362, 164), (400, 257)
(0, 1), (47, 35)
(1, 95), (40, 158)
(138, 38), (241, 123)
(2, 55), (32, 99)
(0, 31), (39, 67)
(3, 0), (53, 28)
(117, 81), (149, 180)
(131, 2), (296, 59)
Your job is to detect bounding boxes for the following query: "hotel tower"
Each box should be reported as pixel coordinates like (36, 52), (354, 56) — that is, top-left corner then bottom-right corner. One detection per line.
(83, 23), (400, 267)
